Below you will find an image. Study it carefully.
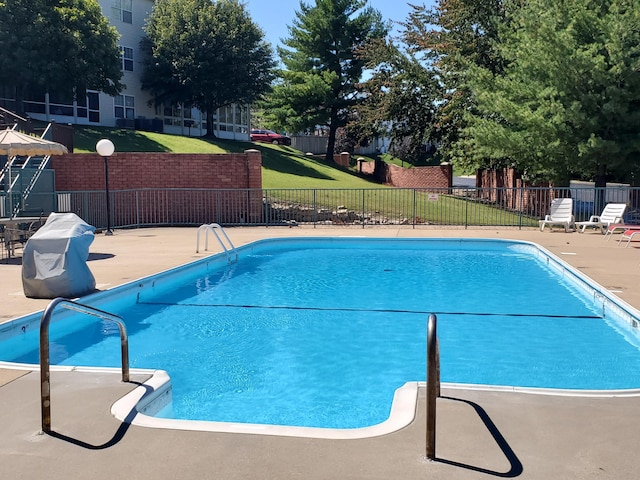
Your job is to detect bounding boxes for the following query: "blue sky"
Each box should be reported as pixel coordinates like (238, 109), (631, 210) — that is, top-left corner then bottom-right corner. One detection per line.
(244, 0), (436, 50)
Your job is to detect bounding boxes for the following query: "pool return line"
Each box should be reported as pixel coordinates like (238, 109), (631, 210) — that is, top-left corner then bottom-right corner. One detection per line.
(39, 298), (130, 434)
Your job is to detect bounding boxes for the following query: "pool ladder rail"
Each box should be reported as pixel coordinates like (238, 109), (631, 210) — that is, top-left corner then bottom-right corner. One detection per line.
(426, 313), (441, 460)
(39, 298), (130, 434)
(37, 297), (441, 456)
(196, 223), (238, 263)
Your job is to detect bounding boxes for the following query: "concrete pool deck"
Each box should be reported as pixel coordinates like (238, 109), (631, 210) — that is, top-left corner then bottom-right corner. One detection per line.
(1, 226), (640, 479)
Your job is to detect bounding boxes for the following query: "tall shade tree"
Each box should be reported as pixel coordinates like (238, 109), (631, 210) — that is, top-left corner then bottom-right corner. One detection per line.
(466, 0), (640, 186)
(263, 0), (388, 161)
(0, 0), (123, 113)
(403, 0), (507, 166)
(141, 0), (275, 135)
(354, 38), (441, 164)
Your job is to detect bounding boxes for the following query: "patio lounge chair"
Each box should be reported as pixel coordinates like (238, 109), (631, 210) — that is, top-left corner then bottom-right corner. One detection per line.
(618, 228), (640, 248)
(539, 198), (575, 232)
(603, 223), (640, 241)
(576, 203), (627, 234)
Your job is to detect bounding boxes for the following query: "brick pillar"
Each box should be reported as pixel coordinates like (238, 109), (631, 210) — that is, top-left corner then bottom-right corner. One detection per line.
(244, 149), (263, 223)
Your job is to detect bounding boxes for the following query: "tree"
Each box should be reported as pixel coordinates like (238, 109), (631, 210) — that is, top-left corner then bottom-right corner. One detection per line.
(466, 0), (640, 186)
(402, 0), (507, 167)
(262, 0), (388, 161)
(0, 0), (123, 113)
(141, 0), (275, 136)
(354, 38), (441, 164)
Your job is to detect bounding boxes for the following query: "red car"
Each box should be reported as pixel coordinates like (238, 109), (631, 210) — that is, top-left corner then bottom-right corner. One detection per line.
(250, 129), (291, 146)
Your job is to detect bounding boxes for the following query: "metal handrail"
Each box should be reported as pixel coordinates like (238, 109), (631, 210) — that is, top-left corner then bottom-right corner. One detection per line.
(426, 313), (440, 460)
(40, 297), (130, 433)
(11, 123), (54, 217)
(196, 223), (238, 263)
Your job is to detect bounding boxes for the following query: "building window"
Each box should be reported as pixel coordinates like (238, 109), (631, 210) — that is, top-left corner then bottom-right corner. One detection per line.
(112, 0), (132, 24)
(235, 104), (249, 126)
(163, 104), (194, 127)
(87, 91), (100, 122)
(120, 46), (133, 71)
(115, 94), (135, 119)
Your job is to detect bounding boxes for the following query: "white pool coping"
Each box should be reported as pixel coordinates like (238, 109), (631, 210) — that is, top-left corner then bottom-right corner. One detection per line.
(107, 368), (640, 439)
(3, 361), (640, 440)
(111, 370), (420, 439)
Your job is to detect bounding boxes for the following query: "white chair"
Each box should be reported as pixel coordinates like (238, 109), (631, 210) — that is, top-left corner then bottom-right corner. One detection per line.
(539, 198), (575, 232)
(576, 203), (627, 234)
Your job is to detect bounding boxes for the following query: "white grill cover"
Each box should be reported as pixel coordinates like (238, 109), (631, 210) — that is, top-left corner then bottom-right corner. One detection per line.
(21, 213), (96, 299)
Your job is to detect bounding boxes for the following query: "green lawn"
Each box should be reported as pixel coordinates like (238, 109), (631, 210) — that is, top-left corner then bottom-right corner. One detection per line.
(74, 126), (381, 189)
(72, 127), (531, 225)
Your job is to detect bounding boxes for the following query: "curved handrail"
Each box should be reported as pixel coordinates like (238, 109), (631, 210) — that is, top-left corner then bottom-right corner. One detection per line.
(196, 223), (238, 263)
(40, 297), (129, 433)
(426, 313), (440, 460)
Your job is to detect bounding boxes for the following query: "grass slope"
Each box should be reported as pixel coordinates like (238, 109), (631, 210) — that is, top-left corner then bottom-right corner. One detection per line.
(74, 126), (382, 189)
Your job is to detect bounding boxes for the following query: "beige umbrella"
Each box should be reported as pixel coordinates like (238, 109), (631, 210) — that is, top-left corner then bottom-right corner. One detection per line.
(0, 128), (69, 218)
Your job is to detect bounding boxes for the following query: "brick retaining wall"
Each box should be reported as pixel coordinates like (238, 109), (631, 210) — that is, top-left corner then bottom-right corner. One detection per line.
(51, 150), (262, 190)
(51, 150), (263, 225)
(358, 159), (452, 188)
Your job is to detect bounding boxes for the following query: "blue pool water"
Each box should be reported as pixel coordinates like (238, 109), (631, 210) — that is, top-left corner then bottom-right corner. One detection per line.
(2, 238), (640, 429)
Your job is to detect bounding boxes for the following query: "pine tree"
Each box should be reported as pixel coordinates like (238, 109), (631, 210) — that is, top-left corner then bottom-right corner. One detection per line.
(262, 0), (387, 161)
(467, 0), (640, 185)
(403, 0), (507, 166)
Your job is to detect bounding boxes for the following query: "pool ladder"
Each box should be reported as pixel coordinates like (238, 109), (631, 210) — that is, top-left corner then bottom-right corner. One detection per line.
(196, 223), (238, 263)
(39, 298), (130, 434)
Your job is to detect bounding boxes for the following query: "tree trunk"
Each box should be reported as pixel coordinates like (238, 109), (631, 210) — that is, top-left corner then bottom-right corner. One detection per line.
(326, 127), (337, 163)
(325, 106), (340, 162)
(594, 162), (607, 214)
(14, 84), (26, 116)
(204, 106), (217, 138)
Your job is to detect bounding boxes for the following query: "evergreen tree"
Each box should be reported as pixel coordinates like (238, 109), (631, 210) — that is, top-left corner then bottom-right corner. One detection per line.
(263, 0), (387, 161)
(141, 0), (275, 135)
(403, 0), (507, 167)
(467, 0), (640, 185)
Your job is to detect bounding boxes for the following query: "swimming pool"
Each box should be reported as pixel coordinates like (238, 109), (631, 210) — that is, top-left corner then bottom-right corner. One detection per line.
(2, 237), (640, 437)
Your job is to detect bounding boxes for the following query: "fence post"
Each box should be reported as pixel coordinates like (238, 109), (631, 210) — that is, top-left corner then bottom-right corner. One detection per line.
(313, 189), (317, 228)
(518, 187), (524, 229)
(413, 189), (417, 229)
(362, 189), (365, 229)
(134, 191), (139, 228)
(465, 188), (469, 229)
(83, 191), (89, 227)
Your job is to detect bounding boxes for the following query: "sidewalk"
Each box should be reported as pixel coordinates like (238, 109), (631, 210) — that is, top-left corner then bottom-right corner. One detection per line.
(2, 226), (640, 480)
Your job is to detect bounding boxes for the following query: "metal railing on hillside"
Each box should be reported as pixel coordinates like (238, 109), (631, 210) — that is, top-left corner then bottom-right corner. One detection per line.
(5, 185), (639, 230)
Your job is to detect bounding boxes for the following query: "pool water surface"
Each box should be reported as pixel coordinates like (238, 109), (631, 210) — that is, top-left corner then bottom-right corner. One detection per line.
(2, 238), (640, 429)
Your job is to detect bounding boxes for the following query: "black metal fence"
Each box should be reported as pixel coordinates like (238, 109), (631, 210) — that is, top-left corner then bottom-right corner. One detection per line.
(6, 185), (627, 230)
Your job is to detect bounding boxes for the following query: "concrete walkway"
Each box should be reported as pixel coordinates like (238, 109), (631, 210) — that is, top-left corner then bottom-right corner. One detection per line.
(2, 226), (640, 479)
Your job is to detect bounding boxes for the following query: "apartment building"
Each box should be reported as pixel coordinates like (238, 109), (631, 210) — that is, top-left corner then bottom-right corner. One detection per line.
(2, 0), (250, 140)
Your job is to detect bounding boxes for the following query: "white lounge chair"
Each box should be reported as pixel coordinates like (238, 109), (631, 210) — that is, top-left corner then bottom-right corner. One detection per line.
(539, 198), (575, 232)
(576, 203), (627, 234)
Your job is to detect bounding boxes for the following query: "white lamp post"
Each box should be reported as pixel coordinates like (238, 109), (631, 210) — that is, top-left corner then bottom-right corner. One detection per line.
(96, 139), (115, 235)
